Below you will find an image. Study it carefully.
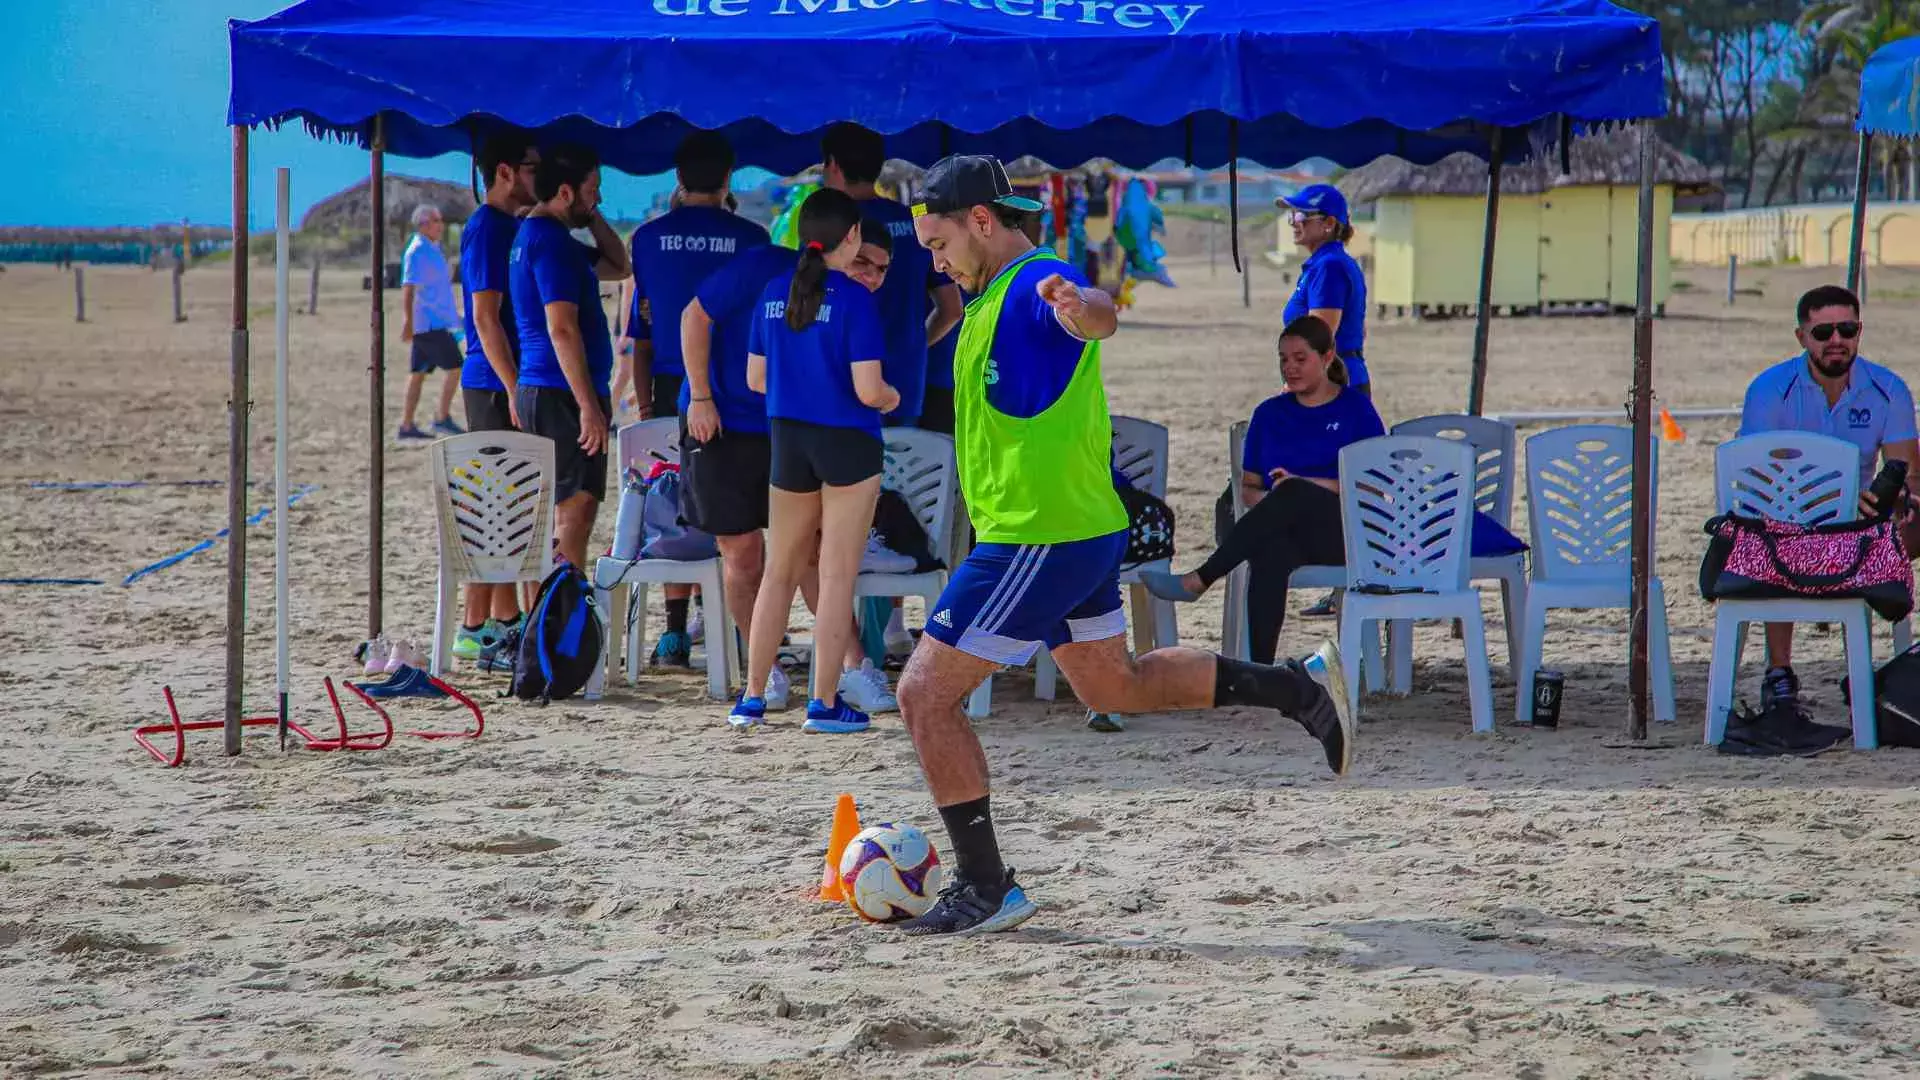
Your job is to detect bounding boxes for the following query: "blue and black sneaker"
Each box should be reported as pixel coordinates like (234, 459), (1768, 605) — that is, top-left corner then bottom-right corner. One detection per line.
(800, 695), (870, 734)
(651, 629), (693, 669)
(898, 869), (1038, 936)
(728, 695), (766, 730)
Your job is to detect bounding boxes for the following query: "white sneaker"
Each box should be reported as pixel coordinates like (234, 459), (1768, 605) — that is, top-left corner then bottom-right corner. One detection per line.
(688, 606), (705, 645)
(837, 659), (898, 714)
(765, 666), (792, 712)
(883, 610), (915, 657)
(860, 531), (917, 575)
(383, 640), (411, 674)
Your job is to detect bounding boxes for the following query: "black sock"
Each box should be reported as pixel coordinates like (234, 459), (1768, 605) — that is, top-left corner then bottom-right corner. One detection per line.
(665, 598), (690, 634)
(937, 796), (1007, 890)
(462, 621), (486, 633)
(1212, 654), (1309, 716)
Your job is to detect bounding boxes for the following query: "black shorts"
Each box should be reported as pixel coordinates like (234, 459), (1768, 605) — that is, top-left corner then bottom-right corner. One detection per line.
(651, 374), (684, 418)
(920, 386), (955, 435)
(410, 328), (462, 374)
(769, 418), (883, 493)
(462, 387), (514, 432)
(515, 386), (610, 504)
(681, 420), (772, 537)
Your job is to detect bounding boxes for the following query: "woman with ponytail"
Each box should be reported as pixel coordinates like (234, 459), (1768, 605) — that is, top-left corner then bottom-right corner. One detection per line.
(732, 188), (900, 733)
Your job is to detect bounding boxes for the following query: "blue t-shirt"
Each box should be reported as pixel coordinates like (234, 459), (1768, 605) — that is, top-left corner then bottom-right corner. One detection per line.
(510, 216), (614, 396)
(976, 252), (1092, 420)
(1241, 390), (1523, 556)
(1282, 241), (1370, 387)
(859, 197), (950, 423)
(402, 233), (460, 332)
(1243, 389), (1387, 483)
(625, 205), (770, 377)
(458, 204), (520, 391)
(1739, 354), (1919, 491)
(688, 243), (797, 435)
(927, 324), (959, 391)
(750, 269), (888, 433)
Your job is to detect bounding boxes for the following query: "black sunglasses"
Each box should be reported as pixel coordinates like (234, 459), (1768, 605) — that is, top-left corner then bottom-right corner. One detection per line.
(1807, 321), (1861, 342)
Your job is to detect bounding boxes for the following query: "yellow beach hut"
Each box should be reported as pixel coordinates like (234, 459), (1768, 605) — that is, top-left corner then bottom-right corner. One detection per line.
(1337, 131), (1713, 317)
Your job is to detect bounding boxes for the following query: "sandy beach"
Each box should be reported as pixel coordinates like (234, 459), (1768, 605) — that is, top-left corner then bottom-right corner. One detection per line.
(2, 254), (1917, 1078)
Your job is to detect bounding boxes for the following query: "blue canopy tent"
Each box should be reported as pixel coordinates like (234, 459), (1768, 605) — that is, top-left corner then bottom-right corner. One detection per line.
(216, 0), (1670, 750)
(1850, 37), (1920, 294)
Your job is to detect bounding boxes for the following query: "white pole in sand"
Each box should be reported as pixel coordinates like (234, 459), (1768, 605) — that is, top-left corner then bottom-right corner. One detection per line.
(274, 168), (292, 748)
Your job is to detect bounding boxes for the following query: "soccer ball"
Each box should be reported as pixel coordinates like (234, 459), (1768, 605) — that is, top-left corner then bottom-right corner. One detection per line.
(836, 822), (943, 923)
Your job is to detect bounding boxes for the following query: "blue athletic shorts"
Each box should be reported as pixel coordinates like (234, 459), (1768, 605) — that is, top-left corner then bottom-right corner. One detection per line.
(925, 531), (1128, 666)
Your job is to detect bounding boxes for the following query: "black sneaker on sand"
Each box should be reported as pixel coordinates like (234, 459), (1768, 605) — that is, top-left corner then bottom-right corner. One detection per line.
(897, 869), (1038, 936)
(1297, 642), (1354, 776)
(1760, 665), (1800, 711)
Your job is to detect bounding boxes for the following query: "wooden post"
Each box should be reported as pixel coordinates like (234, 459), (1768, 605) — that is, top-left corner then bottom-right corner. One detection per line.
(308, 252), (321, 315)
(1466, 129), (1504, 417)
(1725, 254), (1737, 306)
(1239, 225), (1251, 309)
(368, 115), (387, 640)
(226, 126), (251, 757)
(1627, 121), (1658, 742)
(73, 266), (85, 322)
(172, 259), (186, 323)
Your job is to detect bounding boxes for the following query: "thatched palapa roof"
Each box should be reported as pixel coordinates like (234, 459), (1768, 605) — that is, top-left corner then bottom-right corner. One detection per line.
(1337, 130), (1714, 204)
(299, 175), (477, 234)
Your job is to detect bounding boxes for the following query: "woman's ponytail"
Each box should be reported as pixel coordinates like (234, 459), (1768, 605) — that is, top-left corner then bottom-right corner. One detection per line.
(1327, 355), (1350, 386)
(787, 188), (864, 331)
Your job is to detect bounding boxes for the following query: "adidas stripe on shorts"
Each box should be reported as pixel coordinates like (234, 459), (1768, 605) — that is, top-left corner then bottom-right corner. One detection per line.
(924, 530), (1128, 666)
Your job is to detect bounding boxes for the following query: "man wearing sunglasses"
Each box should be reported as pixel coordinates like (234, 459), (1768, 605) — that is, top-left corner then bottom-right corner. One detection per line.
(1738, 283), (1919, 710)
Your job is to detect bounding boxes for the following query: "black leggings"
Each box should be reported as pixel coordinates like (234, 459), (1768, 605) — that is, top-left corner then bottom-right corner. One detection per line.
(1200, 480), (1345, 665)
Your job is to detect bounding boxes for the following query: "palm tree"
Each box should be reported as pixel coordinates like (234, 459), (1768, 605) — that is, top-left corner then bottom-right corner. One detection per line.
(1797, 0), (1920, 198)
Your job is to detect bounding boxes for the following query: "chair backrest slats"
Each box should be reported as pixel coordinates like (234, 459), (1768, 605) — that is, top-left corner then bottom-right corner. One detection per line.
(1110, 416), (1170, 499)
(880, 429), (958, 567)
(430, 432), (557, 586)
(1392, 413), (1517, 527)
(1714, 432), (1859, 526)
(617, 417), (682, 478)
(1339, 435), (1475, 592)
(1525, 424), (1649, 583)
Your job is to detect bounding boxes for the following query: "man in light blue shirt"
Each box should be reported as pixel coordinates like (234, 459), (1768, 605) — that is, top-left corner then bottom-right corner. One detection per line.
(1736, 284), (1918, 709)
(400, 204), (466, 439)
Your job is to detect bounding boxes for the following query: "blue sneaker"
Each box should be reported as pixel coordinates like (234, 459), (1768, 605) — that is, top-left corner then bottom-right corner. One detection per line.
(728, 695), (766, 729)
(898, 869), (1038, 936)
(651, 629), (693, 669)
(356, 666), (448, 700)
(432, 417), (466, 436)
(801, 695), (870, 734)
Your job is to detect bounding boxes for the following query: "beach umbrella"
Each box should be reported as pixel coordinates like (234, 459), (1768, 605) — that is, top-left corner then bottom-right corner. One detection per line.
(1848, 37), (1920, 294)
(217, 0), (1672, 750)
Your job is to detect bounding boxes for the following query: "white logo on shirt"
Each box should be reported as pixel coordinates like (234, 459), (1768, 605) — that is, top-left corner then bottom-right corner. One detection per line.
(762, 300), (831, 323)
(660, 235), (739, 254)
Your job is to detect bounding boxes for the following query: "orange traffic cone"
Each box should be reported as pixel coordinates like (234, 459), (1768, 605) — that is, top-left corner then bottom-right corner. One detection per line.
(818, 793), (861, 902)
(1659, 408), (1686, 443)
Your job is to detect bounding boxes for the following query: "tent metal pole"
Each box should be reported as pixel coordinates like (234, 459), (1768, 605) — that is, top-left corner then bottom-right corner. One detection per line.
(368, 115), (387, 640)
(226, 126), (251, 757)
(1847, 131), (1873, 296)
(1628, 120), (1657, 742)
(274, 167), (292, 751)
(1466, 128), (1504, 417)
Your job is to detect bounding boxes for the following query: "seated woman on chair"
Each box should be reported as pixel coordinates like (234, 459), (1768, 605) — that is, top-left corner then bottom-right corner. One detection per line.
(1143, 315), (1521, 665)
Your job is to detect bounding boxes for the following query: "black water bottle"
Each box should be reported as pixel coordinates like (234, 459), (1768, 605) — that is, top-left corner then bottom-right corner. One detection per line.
(1868, 459), (1909, 520)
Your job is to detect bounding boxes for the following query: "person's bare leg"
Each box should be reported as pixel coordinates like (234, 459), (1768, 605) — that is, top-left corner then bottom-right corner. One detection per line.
(713, 532), (765, 651)
(401, 372), (426, 429)
(896, 636), (1002, 806)
(1764, 622), (1794, 669)
(553, 492), (597, 572)
(489, 582), (520, 623)
(436, 369), (459, 424)
(1050, 634), (1352, 775)
(462, 583), (490, 634)
(811, 476), (881, 703)
(745, 489), (819, 698)
(800, 562), (866, 672)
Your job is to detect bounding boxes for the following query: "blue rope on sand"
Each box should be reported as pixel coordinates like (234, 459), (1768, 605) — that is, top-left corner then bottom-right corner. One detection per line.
(121, 484), (319, 587)
(28, 479), (228, 491)
(0, 578), (104, 586)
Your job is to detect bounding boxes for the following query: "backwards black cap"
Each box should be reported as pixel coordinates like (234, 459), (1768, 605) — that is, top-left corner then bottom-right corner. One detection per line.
(911, 154), (1044, 219)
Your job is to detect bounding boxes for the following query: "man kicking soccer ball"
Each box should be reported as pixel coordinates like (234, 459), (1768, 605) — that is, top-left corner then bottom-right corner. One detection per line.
(897, 155), (1354, 936)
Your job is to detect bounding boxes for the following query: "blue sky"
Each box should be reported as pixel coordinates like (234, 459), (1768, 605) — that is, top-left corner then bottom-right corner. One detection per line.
(0, 2), (684, 228)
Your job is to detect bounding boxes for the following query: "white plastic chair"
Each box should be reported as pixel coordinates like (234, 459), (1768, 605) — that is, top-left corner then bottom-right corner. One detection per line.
(1031, 416), (1181, 701)
(1385, 414), (1527, 693)
(1334, 435), (1496, 732)
(849, 429), (987, 717)
(1220, 420), (1384, 686)
(1706, 432), (1888, 749)
(428, 432), (557, 678)
(1517, 425), (1676, 725)
(592, 418), (735, 701)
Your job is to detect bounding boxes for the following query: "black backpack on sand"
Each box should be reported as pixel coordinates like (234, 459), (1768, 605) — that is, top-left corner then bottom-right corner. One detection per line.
(511, 562), (603, 704)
